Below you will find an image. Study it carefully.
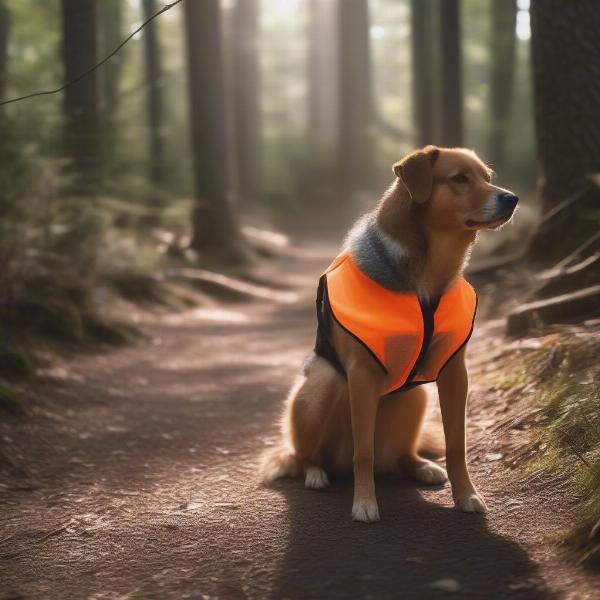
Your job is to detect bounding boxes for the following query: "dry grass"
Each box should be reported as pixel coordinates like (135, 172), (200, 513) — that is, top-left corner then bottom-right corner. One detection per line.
(520, 327), (600, 568)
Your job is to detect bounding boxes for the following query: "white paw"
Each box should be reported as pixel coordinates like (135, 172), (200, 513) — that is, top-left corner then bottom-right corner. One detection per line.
(454, 492), (487, 513)
(352, 497), (380, 523)
(304, 466), (329, 490)
(414, 462), (448, 485)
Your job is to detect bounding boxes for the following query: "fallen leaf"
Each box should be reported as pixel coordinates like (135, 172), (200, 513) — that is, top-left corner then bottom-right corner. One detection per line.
(106, 426), (129, 433)
(430, 578), (461, 593)
(485, 453), (503, 461)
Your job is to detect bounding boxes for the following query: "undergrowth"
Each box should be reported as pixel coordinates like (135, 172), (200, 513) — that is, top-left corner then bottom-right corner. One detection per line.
(0, 383), (25, 416)
(0, 130), (196, 391)
(523, 330), (600, 568)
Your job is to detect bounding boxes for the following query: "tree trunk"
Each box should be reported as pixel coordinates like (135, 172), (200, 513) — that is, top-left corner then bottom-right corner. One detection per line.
(98, 0), (121, 180)
(0, 1), (8, 102)
(308, 0), (337, 150)
(61, 0), (101, 193)
(411, 0), (436, 148)
(99, 0), (121, 115)
(183, 0), (240, 254)
(488, 1), (516, 172)
(232, 0), (260, 207)
(528, 0), (600, 263)
(438, 0), (463, 147)
(338, 0), (372, 199)
(142, 0), (166, 195)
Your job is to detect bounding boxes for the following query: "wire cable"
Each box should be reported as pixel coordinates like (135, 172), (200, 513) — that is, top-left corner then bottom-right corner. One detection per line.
(0, 0), (183, 107)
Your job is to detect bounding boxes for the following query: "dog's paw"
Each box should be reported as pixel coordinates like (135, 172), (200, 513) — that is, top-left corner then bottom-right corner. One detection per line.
(304, 466), (329, 490)
(454, 492), (487, 513)
(352, 497), (380, 523)
(413, 461), (448, 485)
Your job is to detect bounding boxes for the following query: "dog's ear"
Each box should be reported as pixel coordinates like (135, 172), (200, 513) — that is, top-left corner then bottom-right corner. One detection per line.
(393, 146), (440, 203)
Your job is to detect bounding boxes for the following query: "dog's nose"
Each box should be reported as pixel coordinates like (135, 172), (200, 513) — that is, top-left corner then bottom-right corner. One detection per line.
(499, 192), (519, 210)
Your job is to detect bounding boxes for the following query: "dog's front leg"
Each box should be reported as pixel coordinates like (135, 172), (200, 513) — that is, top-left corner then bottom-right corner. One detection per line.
(348, 367), (381, 523)
(437, 348), (487, 513)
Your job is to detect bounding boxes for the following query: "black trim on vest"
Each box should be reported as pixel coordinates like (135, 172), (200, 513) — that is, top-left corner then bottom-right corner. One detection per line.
(314, 275), (346, 377)
(382, 291), (478, 397)
(437, 291), (478, 375)
(313, 273), (478, 396)
(314, 275), (388, 376)
(383, 379), (437, 396)
(403, 294), (441, 387)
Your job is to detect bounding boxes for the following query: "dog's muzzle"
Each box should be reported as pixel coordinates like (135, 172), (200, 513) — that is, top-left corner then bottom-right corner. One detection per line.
(466, 191), (519, 228)
(497, 191), (519, 212)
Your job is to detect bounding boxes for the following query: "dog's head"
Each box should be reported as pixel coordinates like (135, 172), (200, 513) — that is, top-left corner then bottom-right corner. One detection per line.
(393, 146), (518, 232)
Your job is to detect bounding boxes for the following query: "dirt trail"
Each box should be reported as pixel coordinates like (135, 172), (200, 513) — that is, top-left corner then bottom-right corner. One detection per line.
(1, 244), (599, 600)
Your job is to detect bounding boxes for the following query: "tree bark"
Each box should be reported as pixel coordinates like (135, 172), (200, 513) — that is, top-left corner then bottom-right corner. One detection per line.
(99, 0), (121, 115)
(337, 0), (372, 198)
(0, 1), (8, 102)
(411, 0), (436, 148)
(438, 0), (463, 147)
(308, 0), (337, 151)
(98, 0), (121, 180)
(183, 0), (240, 254)
(232, 0), (260, 207)
(142, 0), (166, 195)
(528, 0), (600, 262)
(488, 1), (516, 172)
(61, 0), (101, 192)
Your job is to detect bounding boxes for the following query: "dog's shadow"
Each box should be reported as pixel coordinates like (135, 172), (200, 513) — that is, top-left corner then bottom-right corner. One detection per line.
(268, 475), (554, 600)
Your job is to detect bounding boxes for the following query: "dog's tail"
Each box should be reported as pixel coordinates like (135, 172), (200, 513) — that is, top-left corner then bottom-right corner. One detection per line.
(259, 443), (302, 483)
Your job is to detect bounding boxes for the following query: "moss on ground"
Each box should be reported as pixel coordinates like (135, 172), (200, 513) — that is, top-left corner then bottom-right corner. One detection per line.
(0, 382), (25, 416)
(485, 364), (529, 391)
(0, 346), (34, 379)
(13, 297), (84, 341)
(105, 269), (167, 304)
(160, 282), (199, 308)
(82, 313), (138, 345)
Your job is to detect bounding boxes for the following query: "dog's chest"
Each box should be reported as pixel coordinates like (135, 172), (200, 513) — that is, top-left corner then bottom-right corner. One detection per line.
(317, 252), (477, 395)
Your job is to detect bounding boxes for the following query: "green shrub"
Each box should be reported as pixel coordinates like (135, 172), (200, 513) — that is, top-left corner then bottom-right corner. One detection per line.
(0, 346), (34, 379)
(13, 297), (83, 341)
(0, 383), (26, 416)
(82, 313), (136, 345)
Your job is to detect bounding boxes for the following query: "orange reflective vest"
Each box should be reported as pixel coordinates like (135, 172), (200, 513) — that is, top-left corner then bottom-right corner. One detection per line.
(314, 251), (477, 395)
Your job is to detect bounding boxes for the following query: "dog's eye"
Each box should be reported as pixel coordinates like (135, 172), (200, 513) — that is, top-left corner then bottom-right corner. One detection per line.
(451, 173), (468, 183)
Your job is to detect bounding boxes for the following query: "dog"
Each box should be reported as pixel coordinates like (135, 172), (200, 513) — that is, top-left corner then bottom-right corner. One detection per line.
(260, 146), (518, 522)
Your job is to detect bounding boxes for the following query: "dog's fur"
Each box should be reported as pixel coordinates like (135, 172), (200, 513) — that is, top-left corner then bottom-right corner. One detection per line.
(261, 146), (518, 522)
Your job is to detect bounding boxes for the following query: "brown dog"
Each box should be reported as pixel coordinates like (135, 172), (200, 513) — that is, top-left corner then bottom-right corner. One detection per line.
(261, 146), (518, 522)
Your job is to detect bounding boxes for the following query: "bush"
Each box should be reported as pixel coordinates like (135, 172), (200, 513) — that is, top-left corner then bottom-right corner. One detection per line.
(0, 347), (34, 379)
(0, 383), (26, 416)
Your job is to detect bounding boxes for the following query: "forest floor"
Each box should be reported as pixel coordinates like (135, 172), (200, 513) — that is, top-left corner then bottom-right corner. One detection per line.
(1, 240), (599, 600)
